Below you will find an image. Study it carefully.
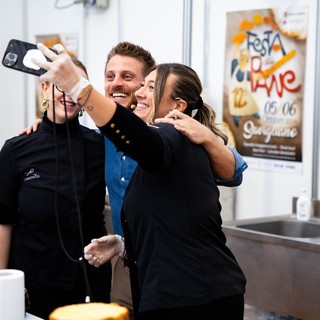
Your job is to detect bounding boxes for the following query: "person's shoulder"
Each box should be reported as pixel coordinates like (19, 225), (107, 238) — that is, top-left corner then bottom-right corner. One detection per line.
(151, 122), (182, 136)
(150, 122), (187, 146)
(80, 125), (104, 143)
(150, 122), (175, 132)
(0, 133), (34, 154)
(3, 133), (34, 146)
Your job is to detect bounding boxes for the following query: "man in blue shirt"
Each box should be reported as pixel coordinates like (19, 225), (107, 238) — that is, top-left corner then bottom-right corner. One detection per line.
(99, 42), (247, 319)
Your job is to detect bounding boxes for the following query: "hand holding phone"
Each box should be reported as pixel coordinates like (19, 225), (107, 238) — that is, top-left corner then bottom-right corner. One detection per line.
(2, 39), (55, 76)
(3, 40), (89, 102)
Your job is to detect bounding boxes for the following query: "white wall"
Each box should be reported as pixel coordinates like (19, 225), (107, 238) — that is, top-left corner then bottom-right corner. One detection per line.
(0, 0), (319, 220)
(0, 0), (25, 146)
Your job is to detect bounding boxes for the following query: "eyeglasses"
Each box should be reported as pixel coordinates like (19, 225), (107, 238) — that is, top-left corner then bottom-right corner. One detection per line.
(55, 85), (65, 93)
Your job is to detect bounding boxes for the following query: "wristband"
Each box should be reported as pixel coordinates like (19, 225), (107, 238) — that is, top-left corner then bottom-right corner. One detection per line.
(114, 235), (126, 258)
(69, 78), (91, 102)
(78, 85), (93, 107)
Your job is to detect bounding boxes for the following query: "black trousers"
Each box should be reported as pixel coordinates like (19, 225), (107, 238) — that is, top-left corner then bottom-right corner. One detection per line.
(138, 294), (244, 320)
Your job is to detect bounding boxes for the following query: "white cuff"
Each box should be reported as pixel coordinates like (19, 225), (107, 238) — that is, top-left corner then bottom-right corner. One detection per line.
(114, 235), (126, 258)
(69, 78), (90, 103)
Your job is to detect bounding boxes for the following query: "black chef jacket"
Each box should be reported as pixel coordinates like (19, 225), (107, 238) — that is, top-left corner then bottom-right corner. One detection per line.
(99, 105), (246, 315)
(0, 113), (111, 295)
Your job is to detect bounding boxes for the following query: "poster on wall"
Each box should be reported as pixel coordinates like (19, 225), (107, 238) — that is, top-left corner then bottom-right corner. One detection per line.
(223, 6), (308, 173)
(35, 34), (79, 118)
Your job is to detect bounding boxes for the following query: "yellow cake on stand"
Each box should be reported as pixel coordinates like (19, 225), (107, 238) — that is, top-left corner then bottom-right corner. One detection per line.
(49, 302), (129, 320)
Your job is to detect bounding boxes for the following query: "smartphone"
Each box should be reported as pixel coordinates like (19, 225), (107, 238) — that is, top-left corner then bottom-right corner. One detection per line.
(2, 39), (54, 76)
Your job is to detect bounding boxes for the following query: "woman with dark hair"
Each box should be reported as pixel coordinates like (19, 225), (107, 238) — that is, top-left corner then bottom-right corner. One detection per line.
(31, 44), (246, 320)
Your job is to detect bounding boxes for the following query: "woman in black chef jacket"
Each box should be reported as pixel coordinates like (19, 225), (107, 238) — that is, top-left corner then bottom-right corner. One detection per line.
(32, 43), (246, 320)
(0, 59), (111, 319)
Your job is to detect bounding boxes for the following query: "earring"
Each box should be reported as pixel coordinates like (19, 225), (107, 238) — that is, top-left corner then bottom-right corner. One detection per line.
(79, 108), (84, 117)
(41, 98), (49, 110)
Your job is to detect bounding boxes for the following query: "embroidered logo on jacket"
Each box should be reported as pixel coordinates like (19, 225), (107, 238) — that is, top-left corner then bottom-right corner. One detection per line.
(23, 168), (40, 181)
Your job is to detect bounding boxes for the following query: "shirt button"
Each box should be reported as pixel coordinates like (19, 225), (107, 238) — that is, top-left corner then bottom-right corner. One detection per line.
(121, 177), (125, 182)
(121, 155), (126, 160)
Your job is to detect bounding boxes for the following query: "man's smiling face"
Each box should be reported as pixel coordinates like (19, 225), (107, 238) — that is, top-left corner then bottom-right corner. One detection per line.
(104, 55), (145, 109)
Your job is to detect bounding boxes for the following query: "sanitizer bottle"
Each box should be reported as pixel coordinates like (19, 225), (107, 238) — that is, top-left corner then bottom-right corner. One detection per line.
(296, 190), (312, 221)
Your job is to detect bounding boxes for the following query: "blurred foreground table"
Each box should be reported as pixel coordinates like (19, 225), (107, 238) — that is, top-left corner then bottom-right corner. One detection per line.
(26, 313), (43, 320)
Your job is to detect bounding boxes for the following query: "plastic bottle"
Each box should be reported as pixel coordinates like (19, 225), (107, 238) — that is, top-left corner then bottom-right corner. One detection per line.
(296, 190), (312, 221)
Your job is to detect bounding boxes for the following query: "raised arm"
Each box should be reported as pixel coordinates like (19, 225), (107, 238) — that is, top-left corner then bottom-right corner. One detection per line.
(34, 43), (117, 127)
(33, 44), (166, 171)
(33, 43), (247, 182)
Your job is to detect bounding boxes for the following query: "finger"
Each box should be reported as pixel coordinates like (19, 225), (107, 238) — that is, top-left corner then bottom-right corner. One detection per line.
(155, 118), (176, 125)
(164, 111), (176, 119)
(32, 121), (40, 132)
(91, 256), (101, 267)
(84, 252), (92, 260)
(174, 123), (186, 131)
(18, 129), (27, 136)
(28, 44), (51, 71)
(87, 258), (95, 265)
(167, 109), (184, 117)
(95, 236), (109, 243)
(163, 113), (178, 120)
(22, 125), (34, 136)
(52, 44), (66, 55)
(84, 245), (91, 254)
(84, 243), (95, 252)
(37, 43), (60, 61)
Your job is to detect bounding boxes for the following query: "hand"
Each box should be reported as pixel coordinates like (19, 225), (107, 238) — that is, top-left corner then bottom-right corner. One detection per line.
(84, 234), (124, 268)
(18, 119), (42, 136)
(32, 43), (89, 102)
(156, 110), (239, 181)
(154, 110), (213, 144)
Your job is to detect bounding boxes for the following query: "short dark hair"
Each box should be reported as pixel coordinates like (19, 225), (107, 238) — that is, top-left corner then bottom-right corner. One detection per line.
(105, 41), (156, 77)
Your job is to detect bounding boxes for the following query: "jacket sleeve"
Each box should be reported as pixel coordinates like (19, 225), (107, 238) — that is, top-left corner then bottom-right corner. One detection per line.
(98, 104), (165, 171)
(0, 140), (19, 224)
(214, 147), (248, 187)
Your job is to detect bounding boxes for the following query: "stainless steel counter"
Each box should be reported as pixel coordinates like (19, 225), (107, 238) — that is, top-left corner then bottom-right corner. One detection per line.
(223, 214), (320, 320)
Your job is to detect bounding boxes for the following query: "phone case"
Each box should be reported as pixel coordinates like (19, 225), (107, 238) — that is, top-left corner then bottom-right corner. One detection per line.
(2, 39), (49, 76)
